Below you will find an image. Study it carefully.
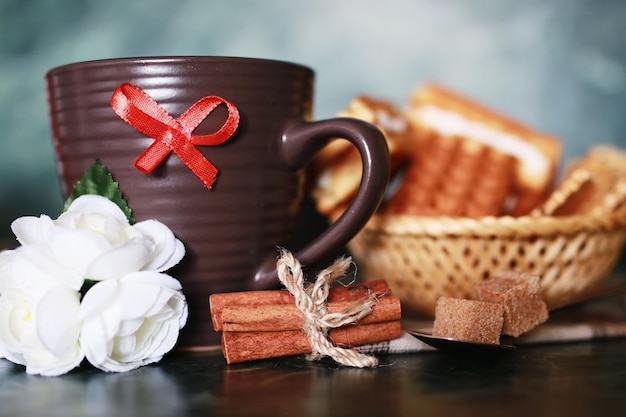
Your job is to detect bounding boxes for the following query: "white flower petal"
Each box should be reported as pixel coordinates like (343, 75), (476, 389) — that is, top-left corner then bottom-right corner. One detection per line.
(65, 195), (128, 223)
(96, 357), (142, 373)
(79, 280), (119, 321)
(0, 250), (17, 288)
(85, 239), (153, 281)
(0, 346), (24, 366)
(132, 319), (161, 355)
(80, 281), (127, 368)
(118, 318), (144, 337)
(80, 318), (111, 367)
(11, 215), (54, 246)
(0, 289), (29, 365)
(143, 320), (178, 360)
(123, 271), (183, 291)
(175, 298), (189, 328)
(114, 334), (137, 357)
(48, 228), (111, 275)
(133, 220), (185, 271)
(118, 283), (162, 319)
(17, 246), (84, 290)
(36, 286), (81, 356)
(23, 344), (84, 377)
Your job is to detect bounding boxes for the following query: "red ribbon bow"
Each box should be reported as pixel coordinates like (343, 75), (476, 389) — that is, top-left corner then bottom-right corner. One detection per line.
(110, 83), (240, 189)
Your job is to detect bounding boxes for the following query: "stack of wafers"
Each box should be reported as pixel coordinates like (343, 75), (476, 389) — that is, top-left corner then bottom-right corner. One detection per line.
(308, 83), (563, 218)
(384, 133), (515, 217)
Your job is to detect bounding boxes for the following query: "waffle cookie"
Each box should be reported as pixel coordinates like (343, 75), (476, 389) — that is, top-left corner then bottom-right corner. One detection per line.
(404, 84), (562, 216)
(383, 132), (516, 217)
(531, 169), (592, 216)
(554, 145), (626, 216)
(308, 96), (413, 215)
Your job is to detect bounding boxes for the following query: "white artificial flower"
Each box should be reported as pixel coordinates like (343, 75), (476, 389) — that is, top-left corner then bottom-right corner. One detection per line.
(79, 271), (188, 373)
(0, 194), (188, 376)
(0, 249), (83, 376)
(10, 194), (185, 283)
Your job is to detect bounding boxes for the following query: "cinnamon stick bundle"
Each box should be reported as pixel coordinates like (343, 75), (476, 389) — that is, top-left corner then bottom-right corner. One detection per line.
(209, 279), (391, 331)
(209, 279), (402, 364)
(219, 296), (401, 332)
(222, 321), (403, 364)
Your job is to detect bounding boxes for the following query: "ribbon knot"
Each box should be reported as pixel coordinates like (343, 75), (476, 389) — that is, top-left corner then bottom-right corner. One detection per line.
(276, 249), (379, 368)
(110, 83), (240, 189)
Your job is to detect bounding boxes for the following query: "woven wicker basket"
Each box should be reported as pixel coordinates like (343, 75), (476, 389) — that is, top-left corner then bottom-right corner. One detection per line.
(346, 212), (626, 317)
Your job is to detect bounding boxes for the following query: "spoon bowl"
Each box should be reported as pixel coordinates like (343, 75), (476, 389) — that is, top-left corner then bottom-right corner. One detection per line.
(408, 330), (516, 355)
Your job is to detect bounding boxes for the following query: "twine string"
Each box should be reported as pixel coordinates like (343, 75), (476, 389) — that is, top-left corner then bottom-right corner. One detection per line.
(276, 250), (379, 368)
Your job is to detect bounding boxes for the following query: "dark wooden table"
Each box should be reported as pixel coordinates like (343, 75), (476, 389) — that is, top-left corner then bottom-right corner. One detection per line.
(1, 337), (625, 417)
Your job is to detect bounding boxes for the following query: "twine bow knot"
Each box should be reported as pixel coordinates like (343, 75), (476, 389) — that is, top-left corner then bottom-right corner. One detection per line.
(276, 250), (379, 368)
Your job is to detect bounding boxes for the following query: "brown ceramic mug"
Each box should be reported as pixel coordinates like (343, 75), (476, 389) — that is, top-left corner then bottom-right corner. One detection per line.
(45, 56), (389, 348)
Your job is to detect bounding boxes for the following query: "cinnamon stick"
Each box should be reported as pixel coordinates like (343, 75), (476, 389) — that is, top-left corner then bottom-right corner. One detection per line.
(220, 295), (401, 332)
(221, 320), (403, 364)
(209, 280), (390, 331)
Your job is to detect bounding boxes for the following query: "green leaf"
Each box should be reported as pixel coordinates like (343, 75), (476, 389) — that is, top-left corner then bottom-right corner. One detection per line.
(63, 159), (135, 224)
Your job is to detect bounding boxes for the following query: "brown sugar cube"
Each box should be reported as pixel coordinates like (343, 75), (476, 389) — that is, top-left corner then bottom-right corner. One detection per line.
(432, 297), (505, 344)
(474, 272), (549, 337)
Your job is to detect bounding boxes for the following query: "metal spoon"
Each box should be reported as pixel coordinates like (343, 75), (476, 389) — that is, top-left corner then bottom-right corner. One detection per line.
(407, 329), (516, 355)
(408, 280), (626, 355)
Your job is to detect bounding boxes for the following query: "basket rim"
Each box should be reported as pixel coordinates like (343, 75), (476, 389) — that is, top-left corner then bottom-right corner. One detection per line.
(357, 212), (626, 238)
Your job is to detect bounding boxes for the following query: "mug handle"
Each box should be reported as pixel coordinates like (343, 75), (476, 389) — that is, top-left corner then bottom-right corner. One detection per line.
(251, 117), (390, 289)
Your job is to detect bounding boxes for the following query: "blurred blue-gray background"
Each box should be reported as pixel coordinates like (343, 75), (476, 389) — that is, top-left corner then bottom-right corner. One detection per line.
(1, 0), (626, 244)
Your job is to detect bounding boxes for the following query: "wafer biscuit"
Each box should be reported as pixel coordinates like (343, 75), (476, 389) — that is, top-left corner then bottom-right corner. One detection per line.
(384, 132), (516, 217)
(555, 145), (626, 216)
(308, 96), (412, 215)
(405, 84), (562, 216)
(531, 169), (592, 217)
